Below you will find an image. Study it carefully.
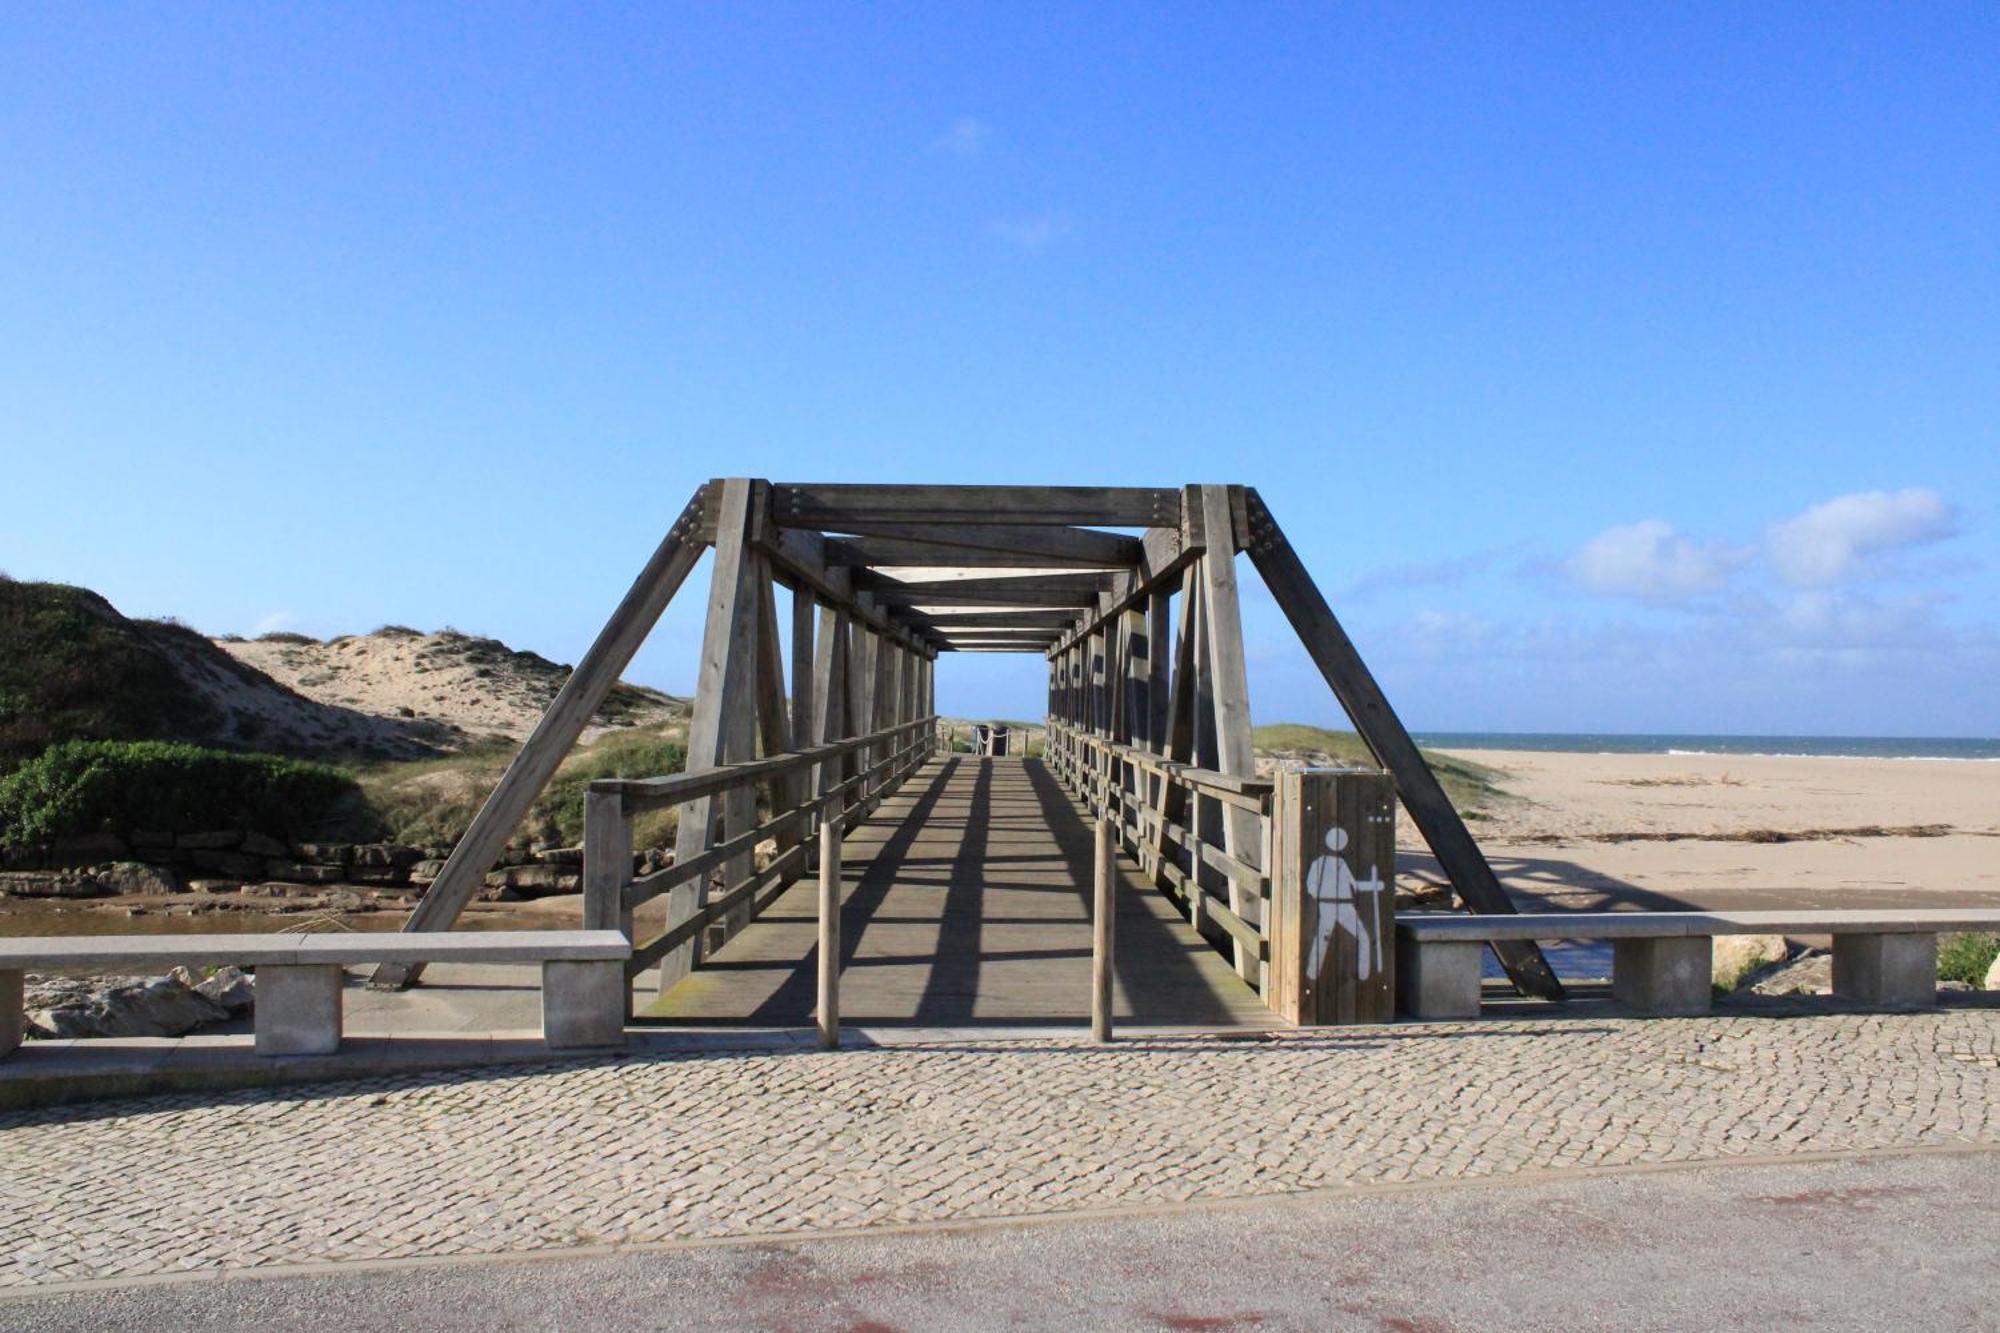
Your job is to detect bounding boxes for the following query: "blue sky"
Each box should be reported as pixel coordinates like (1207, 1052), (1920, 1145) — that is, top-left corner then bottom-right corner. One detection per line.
(4, 5), (1995, 735)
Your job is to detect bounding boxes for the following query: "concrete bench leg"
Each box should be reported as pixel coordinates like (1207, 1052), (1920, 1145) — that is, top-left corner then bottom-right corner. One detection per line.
(543, 959), (627, 1050)
(255, 964), (343, 1056)
(1832, 933), (1936, 1008)
(1612, 937), (1712, 1015)
(1, 969), (21, 1058)
(1395, 937), (1483, 1020)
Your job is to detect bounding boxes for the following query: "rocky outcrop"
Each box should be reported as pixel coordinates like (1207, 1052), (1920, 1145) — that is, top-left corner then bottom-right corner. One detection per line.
(1713, 935), (1790, 991)
(23, 966), (253, 1040)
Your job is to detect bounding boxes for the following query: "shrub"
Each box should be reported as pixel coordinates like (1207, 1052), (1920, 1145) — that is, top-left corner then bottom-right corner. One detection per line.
(0, 740), (362, 846)
(255, 631), (317, 644)
(532, 735), (688, 846)
(1939, 932), (2000, 987)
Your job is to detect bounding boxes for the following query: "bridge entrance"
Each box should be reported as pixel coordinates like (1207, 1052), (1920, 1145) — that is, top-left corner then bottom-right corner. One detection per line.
(372, 482), (1561, 1025)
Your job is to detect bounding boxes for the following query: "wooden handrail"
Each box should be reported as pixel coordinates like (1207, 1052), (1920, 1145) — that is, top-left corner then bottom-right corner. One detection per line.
(592, 715), (936, 811)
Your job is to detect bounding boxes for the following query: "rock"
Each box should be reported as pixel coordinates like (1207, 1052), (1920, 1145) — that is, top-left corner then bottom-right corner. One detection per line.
(533, 846), (584, 867)
(172, 964), (255, 1014)
(293, 842), (352, 866)
(1713, 935), (1790, 991)
(353, 843), (423, 870)
(191, 850), (265, 878)
(239, 831), (290, 858)
(1750, 949), (1833, 996)
(24, 972), (232, 1040)
(409, 859), (448, 885)
(90, 861), (184, 896)
(187, 878), (242, 895)
(490, 864), (577, 897)
(1987, 952), (2000, 992)
(0, 870), (113, 899)
(177, 830), (244, 851)
(265, 863), (345, 885)
(129, 829), (176, 849)
(50, 832), (130, 864)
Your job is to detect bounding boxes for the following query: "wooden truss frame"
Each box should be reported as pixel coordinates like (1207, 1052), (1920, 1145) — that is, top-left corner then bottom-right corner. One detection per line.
(370, 479), (1561, 1001)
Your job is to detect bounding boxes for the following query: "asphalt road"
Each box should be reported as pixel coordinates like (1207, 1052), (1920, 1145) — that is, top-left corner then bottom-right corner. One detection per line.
(5, 1148), (1994, 1331)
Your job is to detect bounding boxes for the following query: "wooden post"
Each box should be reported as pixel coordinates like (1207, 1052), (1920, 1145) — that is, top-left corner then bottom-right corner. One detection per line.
(661, 478), (763, 996)
(1241, 488), (1562, 1002)
(1197, 486), (1263, 990)
(817, 808), (842, 1050)
(369, 488), (707, 989)
(1092, 814), (1116, 1043)
(1270, 769), (1396, 1024)
(582, 788), (634, 1021)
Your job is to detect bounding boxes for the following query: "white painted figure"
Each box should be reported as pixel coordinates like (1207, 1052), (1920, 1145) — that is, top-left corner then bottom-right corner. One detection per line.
(1306, 826), (1385, 982)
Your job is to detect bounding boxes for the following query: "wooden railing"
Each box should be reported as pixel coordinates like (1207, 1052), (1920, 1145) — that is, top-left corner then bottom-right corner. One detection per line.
(1044, 717), (1274, 988)
(583, 715), (938, 990)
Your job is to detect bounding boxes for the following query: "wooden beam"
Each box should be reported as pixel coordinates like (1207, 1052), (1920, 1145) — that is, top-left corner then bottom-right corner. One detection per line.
(658, 479), (763, 996)
(906, 609), (1084, 631)
(822, 535), (1137, 570)
(813, 522), (1147, 566)
(771, 483), (1181, 529)
(1197, 486), (1262, 989)
(368, 486), (708, 990)
(1240, 487), (1563, 1001)
(872, 585), (1104, 609)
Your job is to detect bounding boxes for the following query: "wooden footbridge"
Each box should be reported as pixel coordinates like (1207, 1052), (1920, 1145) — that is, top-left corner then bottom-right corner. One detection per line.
(372, 482), (1560, 1027)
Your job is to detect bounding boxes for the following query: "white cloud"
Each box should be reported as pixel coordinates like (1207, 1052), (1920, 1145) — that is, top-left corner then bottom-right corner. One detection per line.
(1565, 520), (1748, 604)
(1765, 488), (1958, 586)
(933, 117), (989, 156)
(251, 610), (298, 635)
(989, 212), (1070, 253)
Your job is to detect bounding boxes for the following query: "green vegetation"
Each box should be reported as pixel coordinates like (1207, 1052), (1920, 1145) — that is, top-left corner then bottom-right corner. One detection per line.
(0, 580), (224, 769)
(532, 732), (688, 846)
(0, 740), (362, 845)
(255, 631), (317, 644)
(1251, 722), (1506, 815)
(357, 729), (689, 849)
(1939, 932), (2000, 987)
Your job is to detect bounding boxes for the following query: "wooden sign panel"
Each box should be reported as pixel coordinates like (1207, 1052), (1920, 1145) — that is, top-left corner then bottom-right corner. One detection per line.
(1270, 769), (1397, 1024)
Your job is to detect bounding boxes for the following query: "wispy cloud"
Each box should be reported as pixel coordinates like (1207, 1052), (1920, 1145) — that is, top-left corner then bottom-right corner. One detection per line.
(251, 610), (298, 635)
(1565, 519), (1750, 605)
(1341, 549), (1504, 602)
(989, 212), (1071, 253)
(933, 116), (990, 156)
(1765, 488), (1958, 586)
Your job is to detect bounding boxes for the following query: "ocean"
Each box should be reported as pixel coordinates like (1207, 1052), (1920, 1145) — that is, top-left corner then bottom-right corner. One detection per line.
(1408, 733), (2000, 762)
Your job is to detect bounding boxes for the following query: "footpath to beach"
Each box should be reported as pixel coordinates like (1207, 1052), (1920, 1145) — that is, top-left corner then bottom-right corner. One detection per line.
(3, 1006), (1996, 1294)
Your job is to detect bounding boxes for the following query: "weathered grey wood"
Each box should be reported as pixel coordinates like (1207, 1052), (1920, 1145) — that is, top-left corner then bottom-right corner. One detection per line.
(810, 521), (1148, 566)
(1240, 488), (1563, 1002)
(812, 603), (850, 800)
(909, 609), (1084, 630)
(660, 478), (763, 996)
(582, 789), (635, 1020)
(368, 487), (708, 990)
(1092, 814), (1116, 1043)
(772, 483), (1181, 528)
(817, 806), (842, 1050)
(1197, 488), (1263, 989)
(824, 535), (1140, 570)
(756, 524), (935, 657)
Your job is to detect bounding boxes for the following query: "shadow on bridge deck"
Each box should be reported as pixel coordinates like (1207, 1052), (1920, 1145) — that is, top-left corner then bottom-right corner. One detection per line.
(638, 756), (1279, 1028)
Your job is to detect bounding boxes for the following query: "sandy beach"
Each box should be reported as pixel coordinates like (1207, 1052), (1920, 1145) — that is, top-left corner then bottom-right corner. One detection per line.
(1414, 749), (2000, 912)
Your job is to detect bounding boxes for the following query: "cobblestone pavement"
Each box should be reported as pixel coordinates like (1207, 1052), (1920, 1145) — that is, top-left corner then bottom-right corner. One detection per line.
(2, 1011), (1997, 1289)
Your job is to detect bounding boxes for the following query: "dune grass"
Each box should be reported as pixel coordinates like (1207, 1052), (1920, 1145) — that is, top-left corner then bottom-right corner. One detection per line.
(1252, 722), (1506, 816)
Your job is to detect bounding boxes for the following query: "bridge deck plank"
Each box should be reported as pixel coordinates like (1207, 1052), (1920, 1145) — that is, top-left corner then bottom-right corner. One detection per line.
(638, 756), (1277, 1027)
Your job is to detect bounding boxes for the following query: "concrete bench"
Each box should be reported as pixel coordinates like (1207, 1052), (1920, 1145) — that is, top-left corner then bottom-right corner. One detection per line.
(1396, 909), (2000, 1019)
(0, 930), (631, 1058)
